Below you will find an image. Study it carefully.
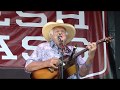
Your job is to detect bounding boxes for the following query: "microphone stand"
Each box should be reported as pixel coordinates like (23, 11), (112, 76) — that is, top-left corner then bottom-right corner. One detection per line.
(58, 36), (65, 79)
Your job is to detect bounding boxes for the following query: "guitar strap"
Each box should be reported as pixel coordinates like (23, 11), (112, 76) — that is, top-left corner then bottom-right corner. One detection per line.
(71, 45), (80, 79)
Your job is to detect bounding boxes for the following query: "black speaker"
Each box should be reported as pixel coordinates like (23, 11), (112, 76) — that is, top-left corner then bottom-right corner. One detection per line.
(0, 68), (30, 79)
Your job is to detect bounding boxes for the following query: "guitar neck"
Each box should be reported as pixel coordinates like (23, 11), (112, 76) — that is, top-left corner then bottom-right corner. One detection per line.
(73, 38), (106, 60)
(64, 37), (113, 70)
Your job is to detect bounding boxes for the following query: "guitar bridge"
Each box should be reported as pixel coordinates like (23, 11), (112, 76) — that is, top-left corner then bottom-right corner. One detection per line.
(48, 68), (55, 73)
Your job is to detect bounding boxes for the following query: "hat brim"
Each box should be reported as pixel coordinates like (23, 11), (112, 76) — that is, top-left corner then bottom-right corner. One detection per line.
(42, 22), (76, 44)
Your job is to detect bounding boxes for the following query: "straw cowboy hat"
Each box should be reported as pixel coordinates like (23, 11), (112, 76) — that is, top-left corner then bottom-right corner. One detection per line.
(42, 19), (76, 44)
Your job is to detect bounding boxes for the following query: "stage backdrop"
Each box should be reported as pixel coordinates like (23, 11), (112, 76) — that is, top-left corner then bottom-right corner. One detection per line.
(0, 11), (113, 79)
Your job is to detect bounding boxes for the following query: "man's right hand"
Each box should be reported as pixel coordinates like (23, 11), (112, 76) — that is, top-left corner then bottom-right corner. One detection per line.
(45, 57), (60, 69)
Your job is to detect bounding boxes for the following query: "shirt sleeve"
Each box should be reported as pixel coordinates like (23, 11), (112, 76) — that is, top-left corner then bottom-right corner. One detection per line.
(25, 44), (42, 67)
(77, 55), (86, 67)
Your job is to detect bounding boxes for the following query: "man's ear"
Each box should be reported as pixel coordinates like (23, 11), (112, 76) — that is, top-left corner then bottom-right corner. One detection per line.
(66, 31), (68, 36)
(49, 33), (52, 39)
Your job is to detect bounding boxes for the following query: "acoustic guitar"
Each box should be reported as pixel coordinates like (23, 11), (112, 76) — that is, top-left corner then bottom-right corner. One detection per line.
(30, 37), (113, 79)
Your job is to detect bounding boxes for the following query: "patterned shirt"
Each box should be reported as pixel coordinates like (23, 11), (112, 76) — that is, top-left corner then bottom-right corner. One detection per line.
(25, 40), (87, 79)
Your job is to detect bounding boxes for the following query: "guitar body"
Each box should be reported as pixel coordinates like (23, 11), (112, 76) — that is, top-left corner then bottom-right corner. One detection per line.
(30, 65), (77, 79)
(31, 68), (58, 79)
(63, 65), (77, 78)
(30, 68), (58, 79)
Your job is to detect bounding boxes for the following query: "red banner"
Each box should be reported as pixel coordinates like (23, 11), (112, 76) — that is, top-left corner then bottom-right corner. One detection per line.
(0, 11), (111, 78)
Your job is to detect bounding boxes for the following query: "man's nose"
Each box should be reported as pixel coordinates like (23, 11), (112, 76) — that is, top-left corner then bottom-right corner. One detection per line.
(58, 33), (62, 36)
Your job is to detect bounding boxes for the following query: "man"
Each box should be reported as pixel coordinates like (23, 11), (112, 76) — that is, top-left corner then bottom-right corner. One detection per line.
(25, 19), (97, 79)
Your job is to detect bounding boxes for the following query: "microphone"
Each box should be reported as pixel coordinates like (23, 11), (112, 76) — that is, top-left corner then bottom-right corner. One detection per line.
(57, 34), (65, 51)
(58, 33), (62, 42)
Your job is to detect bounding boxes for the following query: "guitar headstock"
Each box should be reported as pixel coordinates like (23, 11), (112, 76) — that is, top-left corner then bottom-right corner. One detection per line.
(103, 36), (114, 43)
(97, 36), (114, 44)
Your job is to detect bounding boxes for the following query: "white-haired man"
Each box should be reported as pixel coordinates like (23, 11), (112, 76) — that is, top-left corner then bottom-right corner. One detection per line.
(25, 19), (97, 79)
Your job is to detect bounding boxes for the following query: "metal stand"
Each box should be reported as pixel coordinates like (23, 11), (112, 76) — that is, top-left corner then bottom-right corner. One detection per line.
(59, 51), (64, 79)
(75, 59), (80, 79)
(58, 36), (65, 79)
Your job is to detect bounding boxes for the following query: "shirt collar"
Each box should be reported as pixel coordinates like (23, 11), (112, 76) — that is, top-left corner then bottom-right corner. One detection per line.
(50, 40), (59, 49)
(49, 40), (71, 54)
